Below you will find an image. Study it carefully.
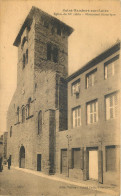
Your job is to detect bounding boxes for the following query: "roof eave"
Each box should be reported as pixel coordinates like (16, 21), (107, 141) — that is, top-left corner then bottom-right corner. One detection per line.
(67, 42), (120, 82)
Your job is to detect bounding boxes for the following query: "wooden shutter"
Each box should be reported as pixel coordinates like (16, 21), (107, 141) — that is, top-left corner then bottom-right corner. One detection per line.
(106, 97), (110, 120)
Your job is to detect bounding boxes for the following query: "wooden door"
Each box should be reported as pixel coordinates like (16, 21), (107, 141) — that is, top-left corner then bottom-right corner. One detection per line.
(89, 150), (98, 180)
(37, 154), (41, 171)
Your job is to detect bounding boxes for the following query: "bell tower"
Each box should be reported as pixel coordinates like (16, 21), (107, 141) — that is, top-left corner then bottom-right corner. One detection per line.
(12, 6), (73, 173)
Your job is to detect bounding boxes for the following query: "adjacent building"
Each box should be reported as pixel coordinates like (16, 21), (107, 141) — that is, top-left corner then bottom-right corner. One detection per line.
(7, 6), (120, 186)
(56, 42), (120, 185)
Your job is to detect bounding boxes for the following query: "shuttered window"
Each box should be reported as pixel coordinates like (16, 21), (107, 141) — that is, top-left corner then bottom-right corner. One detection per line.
(72, 106), (81, 128)
(104, 55), (119, 79)
(87, 100), (98, 124)
(105, 92), (119, 120)
(86, 69), (97, 88)
(106, 146), (116, 171)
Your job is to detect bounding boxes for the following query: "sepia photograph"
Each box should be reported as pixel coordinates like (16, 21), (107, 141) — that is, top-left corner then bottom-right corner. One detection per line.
(0, 0), (120, 195)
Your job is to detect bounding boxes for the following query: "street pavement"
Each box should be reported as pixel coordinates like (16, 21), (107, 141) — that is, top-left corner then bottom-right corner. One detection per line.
(0, 166), (119, 196)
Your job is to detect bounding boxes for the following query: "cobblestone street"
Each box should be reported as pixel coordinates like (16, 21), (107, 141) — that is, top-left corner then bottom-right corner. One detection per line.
(0, 166), (116, 196)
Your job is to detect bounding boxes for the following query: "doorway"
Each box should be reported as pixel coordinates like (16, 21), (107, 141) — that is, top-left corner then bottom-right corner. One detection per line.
(19, 146), (25, 168)
(89, 150), (98, 180)
(37, 154), (41, 171)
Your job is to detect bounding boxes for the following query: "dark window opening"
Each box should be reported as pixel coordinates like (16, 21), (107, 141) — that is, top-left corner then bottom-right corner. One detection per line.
(47, 44), (52, 60)
(37, 154), (41, 171)
(47, 43), (58, 63)
(21, 36), (27, 49)
(26, 49), (28, 64)
(17, 107), (19, 122)
(10, 126), (12, 137)
(53, 47), (58, 63)
(26, 98), (31, 118)
(38, 110), (42, 134)
(22, 106), (25, 123)
(23, 54), (25, 69)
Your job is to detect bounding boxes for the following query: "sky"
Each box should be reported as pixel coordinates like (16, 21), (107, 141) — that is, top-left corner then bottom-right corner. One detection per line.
(0, 0), (120, 134)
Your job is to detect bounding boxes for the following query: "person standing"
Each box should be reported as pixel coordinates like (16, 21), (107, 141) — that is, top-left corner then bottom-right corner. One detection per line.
(7, 156), (11, 170)
(0, 157), (2, 172)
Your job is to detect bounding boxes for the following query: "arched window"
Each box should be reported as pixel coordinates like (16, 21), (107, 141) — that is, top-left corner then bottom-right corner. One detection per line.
(10, 126), (12, 137)
(38, 110), (42, 134)
(21, 36), (27, 49)
(26, 49), (28, 64)
(23, 54), (26, 69)
(26, 98), (31, 118)
(17, 107), (19, 122)
(47, 43), (58, 63)
(22, 106), (25, 123)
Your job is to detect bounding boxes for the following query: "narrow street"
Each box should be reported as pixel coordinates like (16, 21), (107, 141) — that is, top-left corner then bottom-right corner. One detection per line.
(0, 166), (111, 196)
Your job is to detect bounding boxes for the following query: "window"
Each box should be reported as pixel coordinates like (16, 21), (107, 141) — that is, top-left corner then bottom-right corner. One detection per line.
(86, 69), (97, 88)
(105, 92), (119, 120)
(25, 49), (28, 64)
(72, 148), (80, 169)
(38, 110), (42, 134)
(72, 106), (81, 128)
(23, 49), (28, 69)
(104, 63), (114, 79)
(47, 43), (52, 60)
(22, 106), (25, 123)
(72, 79), (80, 96)
(10, 126), (12, 137)
(106, 146), (116, 171)
(21, 36), (27, 49)
(47, 43), (58, 63)
(26, 98), (31, 118)
(104, 55), (119, 79)
(17, 107), (19, 122)
(87, 100), (98, 124)
(53, 47), (58, 63)
(23, 54), (25, 69)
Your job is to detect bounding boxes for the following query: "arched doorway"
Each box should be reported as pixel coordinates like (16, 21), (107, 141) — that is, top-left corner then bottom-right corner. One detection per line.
(19, 146), (25, 168)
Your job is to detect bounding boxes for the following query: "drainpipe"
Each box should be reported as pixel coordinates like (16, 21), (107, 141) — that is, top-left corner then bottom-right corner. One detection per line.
(66, 134), (71, 178)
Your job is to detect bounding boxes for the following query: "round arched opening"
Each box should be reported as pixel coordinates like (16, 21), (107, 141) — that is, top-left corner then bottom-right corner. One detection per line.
(19, 146), (25, 168)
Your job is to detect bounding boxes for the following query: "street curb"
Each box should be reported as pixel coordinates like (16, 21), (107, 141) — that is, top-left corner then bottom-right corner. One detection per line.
(11, 166), (119, 196)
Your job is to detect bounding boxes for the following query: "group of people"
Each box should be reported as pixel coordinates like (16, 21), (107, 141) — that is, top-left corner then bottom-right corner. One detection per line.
(0, 156), (11, 172)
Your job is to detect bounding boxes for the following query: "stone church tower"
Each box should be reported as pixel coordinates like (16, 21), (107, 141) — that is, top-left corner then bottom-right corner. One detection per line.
(7, 7), (73, 173)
